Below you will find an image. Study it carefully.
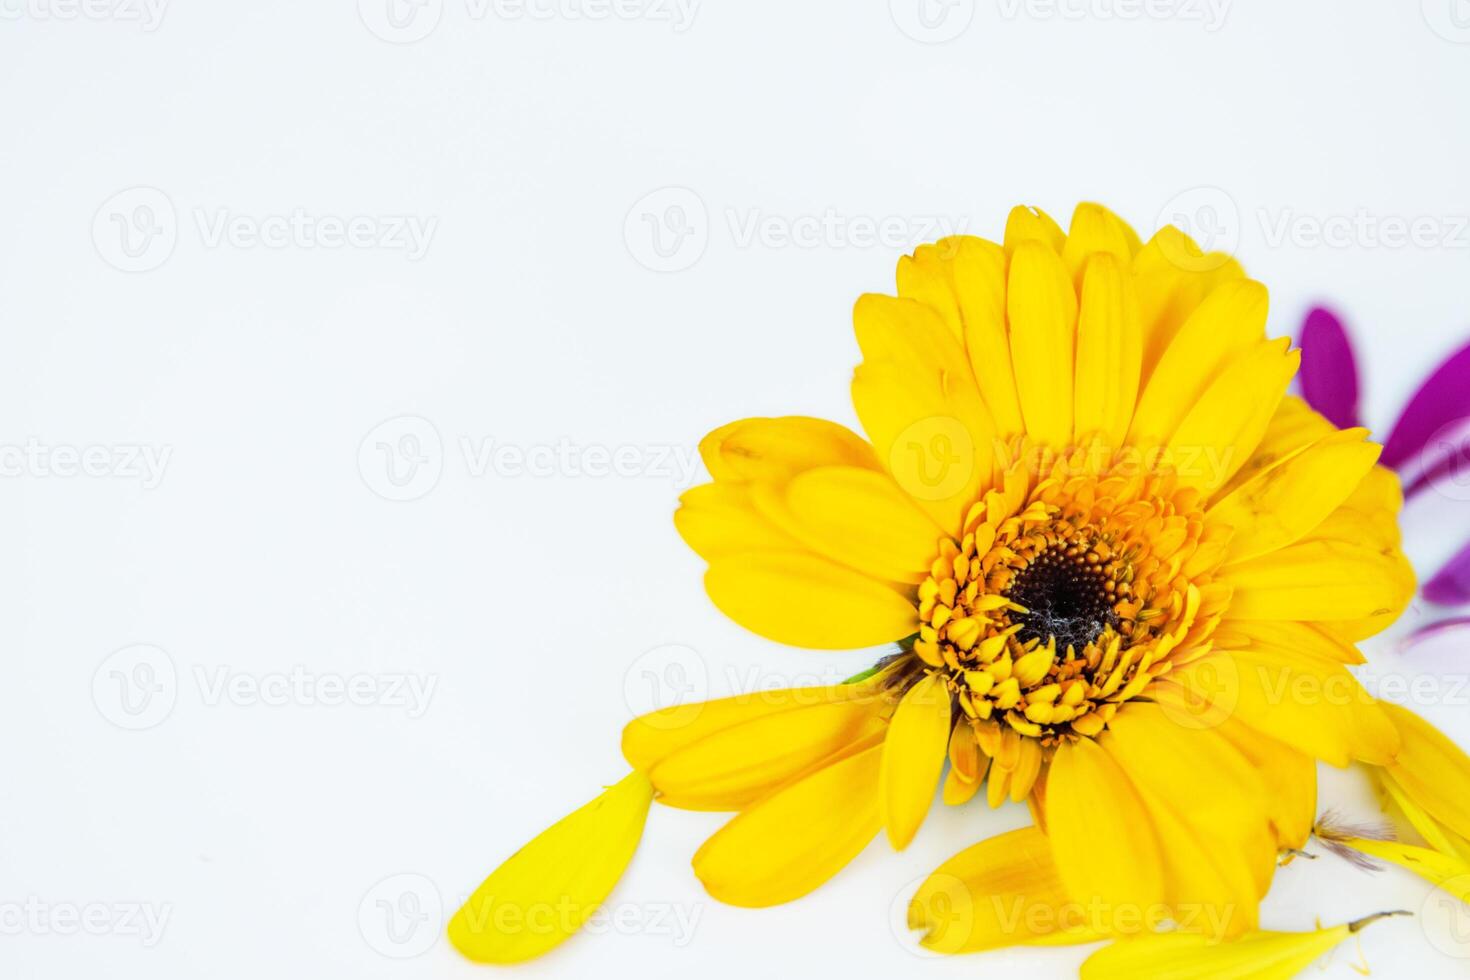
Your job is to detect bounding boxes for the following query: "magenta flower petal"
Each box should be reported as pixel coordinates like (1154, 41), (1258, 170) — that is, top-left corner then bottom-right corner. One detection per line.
(1297, 307), (1361, 430)
(1423, 539), (1470, 606)
(1381, 339), (1470, 470)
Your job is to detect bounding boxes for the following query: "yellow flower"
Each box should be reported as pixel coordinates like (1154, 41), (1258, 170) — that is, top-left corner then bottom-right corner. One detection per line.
(673, 203), (1413, 939)
(450, 202), (1451, 965)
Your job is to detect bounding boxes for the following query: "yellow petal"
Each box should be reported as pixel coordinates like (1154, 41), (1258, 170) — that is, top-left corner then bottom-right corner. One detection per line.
(1003, 204), (1066, 253)
(704, 551), (916, 649)
(699, 416), (879, 484)
(1062, 202), (1136, 289)
(692, 739), (883, 907)
(649, 692), (888, 811)
(1080, 915), (1400, 980)
(1046, 735), (1165, 917)
(448, 771), (653, 964)
(1220, 538), (1412, 627)
(1163, 339), (1299, 492)
(780, 465), (948, 581)
(895, 239), (965, 342)
(1073, 251), (1142, 448)
(1339, 837), (1470, 899)
(1127, 278), (1268, 449)
(674, 482), (798, 561)
(882, 672), (953, 849)
(1008, 240), (1078, 447)
(1131, 225), (1245, 385)
(952, 237), (1026, 435)
(1208, 427), (1382, 563)
(909, 825), (1103, 954)
(1381, 702), (1470, 842)
(622, 682), (880, 772)
(1102, 706), (1273, 935)
(1214, 718), (1316, 849)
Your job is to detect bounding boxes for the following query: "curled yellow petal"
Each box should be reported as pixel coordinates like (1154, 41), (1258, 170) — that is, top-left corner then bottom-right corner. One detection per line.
(448, 771), (654, 964)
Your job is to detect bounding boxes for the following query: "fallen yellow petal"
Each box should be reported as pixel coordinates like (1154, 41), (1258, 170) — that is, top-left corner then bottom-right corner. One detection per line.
(447, 771), (653, 964)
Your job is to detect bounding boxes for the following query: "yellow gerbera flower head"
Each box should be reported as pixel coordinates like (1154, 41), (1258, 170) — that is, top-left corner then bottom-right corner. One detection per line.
(450, 202), (1470, 969)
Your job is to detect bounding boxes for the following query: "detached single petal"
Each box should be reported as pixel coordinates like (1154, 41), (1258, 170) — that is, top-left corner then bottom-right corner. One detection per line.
(1080, 914), (1405, 980)
(448, 772), (654, 964)
(1297, 307), (1361, 430)
(1381, 339), (1470, 470)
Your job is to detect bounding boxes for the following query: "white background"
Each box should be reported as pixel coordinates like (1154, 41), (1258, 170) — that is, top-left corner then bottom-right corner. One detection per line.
(5, 1), (1470, 977)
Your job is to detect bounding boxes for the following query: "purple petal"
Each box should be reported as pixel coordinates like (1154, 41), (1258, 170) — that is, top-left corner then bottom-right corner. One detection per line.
(1382, 339), (1470, 470)
(1403, 615), (1470, 649)
(1423, 540), (1470, 606)
(1297, 307), (1361, 430)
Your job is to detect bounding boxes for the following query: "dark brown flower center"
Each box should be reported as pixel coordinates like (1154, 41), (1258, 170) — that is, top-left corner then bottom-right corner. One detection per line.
(1005, 548), (1117, 652)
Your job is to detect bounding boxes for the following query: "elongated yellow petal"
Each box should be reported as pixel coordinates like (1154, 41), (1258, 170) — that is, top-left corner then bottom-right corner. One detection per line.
(1128, 278), (1268, 449)
(692, 740), (883, 907)
(1073, 252), (1142, 449)
(698, 416), (878, 484)
(1008, 240), (1078, 448)
(1062, 202), (1136, 289)
(1131, 225), (1245, 386)
(621, 681), (880, 772)
(1341, 837), (1470, 900)
(1102, 706), (1273, 935)
(1214, 718), (1316, 849)
(1208, 427), (1381, 564)
(1080, 915), (1401, 980)
(780, 465), (948, 582)
(895, 239), (965, 343)
(1381, 702), (1470, 842)
(704, 551), (917, 649)
(1164, 339), (1298, 492)
(951, 237), (1026, 435)
(909, 826), (1103, 954)
(674, 482), (798, 561)
(882, 672), (952, 849)
(649, 694), (887, 811)
(448, 772), (654, 964)
(1046, 735), (1165, 918)
(1220, 538), (1412, 627)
